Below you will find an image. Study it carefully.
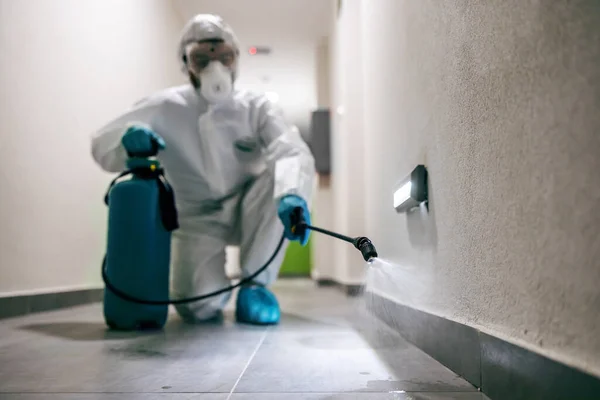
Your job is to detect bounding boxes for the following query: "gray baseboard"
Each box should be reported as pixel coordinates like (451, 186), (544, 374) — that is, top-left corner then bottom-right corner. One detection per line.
(315, 278), (338, 287)
(0, 279), (358, 320)
(366, 292), (600, 400)
(0, 288), (104, 320)
(316, 279), (365, 297)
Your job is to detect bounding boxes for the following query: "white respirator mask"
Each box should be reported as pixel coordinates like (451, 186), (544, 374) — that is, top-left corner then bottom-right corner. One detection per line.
(197, 61), (233, 105)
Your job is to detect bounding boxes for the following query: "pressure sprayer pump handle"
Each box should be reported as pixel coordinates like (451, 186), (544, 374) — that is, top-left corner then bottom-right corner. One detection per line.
(290, 207), (307, 238)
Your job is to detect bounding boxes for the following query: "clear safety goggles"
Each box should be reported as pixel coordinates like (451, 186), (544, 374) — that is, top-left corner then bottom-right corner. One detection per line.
(185, 41), (237, 73)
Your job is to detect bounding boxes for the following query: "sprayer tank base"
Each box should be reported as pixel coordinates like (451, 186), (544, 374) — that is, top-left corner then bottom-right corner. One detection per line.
(102, 177), (172, 331)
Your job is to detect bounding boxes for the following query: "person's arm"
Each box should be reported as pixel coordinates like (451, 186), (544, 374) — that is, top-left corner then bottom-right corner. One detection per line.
(256, 97), (316, 204)
(91, 95), (164, 173)
(256, 96), (316, 245)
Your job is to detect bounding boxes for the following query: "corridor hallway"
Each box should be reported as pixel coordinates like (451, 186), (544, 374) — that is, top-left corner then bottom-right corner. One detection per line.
(0, 280), (486, 399)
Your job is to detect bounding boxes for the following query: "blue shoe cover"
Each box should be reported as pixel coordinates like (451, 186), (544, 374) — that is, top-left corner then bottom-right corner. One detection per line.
(235, 285), (280, 325)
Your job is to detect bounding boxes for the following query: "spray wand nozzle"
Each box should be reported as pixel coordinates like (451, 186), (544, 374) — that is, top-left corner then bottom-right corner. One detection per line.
(290, 207), (378, 262)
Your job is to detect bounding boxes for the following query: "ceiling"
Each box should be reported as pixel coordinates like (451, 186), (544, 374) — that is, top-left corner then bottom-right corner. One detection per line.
(172, 0), (333, 46)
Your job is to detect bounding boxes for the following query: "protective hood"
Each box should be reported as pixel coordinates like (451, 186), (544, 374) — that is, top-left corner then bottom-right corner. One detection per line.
(177, 14), (241, 81)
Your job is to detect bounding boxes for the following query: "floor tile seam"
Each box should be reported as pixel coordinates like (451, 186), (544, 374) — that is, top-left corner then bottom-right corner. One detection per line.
(225, 327), (271, 400)
(226, 390), (481, 394)
(0, 391), (484, 394)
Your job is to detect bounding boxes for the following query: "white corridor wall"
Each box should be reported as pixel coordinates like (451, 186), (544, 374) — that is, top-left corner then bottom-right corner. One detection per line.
(0, 0), (185, 295)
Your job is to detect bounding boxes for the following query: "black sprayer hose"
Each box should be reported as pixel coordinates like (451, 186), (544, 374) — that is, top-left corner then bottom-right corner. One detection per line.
(302, 224), (354, 244)
(298, 222), (378, 262)
(101, 233), (286, 305)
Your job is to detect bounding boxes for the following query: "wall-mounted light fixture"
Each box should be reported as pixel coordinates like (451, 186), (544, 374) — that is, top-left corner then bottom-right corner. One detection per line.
(393, 165), (428, 213)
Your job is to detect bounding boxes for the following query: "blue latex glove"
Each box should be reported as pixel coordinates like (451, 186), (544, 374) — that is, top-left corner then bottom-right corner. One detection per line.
(121, 125), (166, 157)
(235, 285), (280, 325)
(277, 194), (311, 246)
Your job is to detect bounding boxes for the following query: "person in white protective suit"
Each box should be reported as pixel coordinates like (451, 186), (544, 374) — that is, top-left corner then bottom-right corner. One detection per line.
(90, 14), (315, 325)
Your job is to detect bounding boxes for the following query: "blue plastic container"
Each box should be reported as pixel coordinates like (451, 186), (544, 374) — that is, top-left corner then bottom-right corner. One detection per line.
(102, 158), (177, 330)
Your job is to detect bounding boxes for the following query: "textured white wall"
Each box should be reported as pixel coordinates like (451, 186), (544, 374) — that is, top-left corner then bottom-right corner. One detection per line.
(315, 38), (331, 109)
(0, 0), (185, 294)
(310, 33), (335, 282)
(327, 0), (371, 285)
(334, 0), (600, 377)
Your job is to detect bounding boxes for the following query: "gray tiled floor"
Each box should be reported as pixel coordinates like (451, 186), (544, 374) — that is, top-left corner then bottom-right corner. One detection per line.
(0, 279), (487, 400)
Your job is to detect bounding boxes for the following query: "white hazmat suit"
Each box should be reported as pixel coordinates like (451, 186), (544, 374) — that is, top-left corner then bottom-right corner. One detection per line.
(91, 14), (316, 323)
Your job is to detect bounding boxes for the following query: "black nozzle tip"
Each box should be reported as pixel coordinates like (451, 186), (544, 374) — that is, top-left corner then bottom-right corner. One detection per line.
(353, 237), (378, 262)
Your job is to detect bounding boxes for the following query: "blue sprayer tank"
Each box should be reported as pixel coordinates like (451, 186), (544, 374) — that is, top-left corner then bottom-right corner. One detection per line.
(101, 156), (179, 330)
